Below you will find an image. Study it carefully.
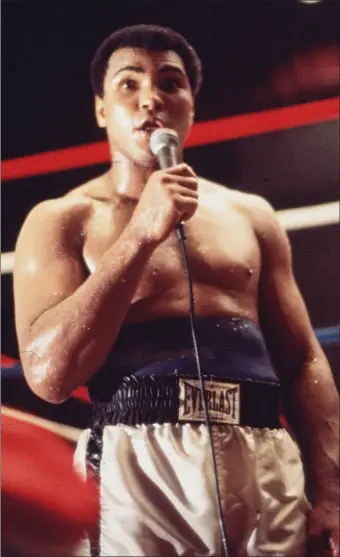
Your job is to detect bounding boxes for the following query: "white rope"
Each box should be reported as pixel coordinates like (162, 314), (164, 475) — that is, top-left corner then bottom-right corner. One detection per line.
(1, 252), (15, 275)
(277, 200), (339, 230)
(1, 199), (339, 275)
(2, 405), (81, 443)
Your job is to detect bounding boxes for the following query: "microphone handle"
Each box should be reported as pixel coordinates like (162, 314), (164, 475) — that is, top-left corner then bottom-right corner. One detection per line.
(156, 145), (185, 238)
(157, 144), (178, 170)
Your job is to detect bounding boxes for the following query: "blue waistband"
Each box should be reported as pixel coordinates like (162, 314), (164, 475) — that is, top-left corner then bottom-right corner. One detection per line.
(133, 352), (277, 381)
(87, 316), (279, 403)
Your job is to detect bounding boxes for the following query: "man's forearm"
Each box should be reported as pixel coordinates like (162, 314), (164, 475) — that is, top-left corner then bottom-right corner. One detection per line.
(283, 353), (339, 504)
(22, 223), (156, 402)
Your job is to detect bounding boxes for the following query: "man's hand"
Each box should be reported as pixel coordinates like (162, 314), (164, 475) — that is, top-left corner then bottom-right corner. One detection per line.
(131, 163), (199, 245)
(307, 502), (339, 556)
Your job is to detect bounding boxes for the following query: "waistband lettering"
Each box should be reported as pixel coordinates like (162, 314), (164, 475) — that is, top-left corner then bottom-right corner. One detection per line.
(179, 378), (240, 425)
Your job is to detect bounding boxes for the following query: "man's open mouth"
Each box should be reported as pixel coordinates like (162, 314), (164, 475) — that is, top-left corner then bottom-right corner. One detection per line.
(136, 120), (163, 136)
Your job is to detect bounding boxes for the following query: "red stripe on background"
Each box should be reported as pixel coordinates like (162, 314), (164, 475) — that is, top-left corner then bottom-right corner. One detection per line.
(2, 142), (110, 182)
(2, 98), (338, 182)
(185, 97), (339, 147)
(1, 354), (18, 367)
(71, 386), (90, 404)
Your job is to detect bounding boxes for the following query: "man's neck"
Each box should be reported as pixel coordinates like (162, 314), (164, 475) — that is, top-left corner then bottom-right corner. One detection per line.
(108, 153), (158, 201)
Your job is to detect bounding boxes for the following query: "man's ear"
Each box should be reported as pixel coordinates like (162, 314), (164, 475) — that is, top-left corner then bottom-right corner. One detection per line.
(189, 107), (195, 127)
(188, 96), (195, 127)
(95, 95), (106, 128)
(187, 106), (195, 130)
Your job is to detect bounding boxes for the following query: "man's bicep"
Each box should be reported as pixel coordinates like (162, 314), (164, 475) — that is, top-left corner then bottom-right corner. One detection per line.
(258, 217), (319, 376)
(13, 203), (87, 350)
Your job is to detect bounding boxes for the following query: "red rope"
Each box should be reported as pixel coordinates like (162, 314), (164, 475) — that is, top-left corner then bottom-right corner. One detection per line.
(2, 98), (338, 181)
(1, 354), (18, 367)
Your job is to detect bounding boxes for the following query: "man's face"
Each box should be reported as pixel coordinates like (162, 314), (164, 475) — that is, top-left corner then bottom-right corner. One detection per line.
(95, 47), (195, 167)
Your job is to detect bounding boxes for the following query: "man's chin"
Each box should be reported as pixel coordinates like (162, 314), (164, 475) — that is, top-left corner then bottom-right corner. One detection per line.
(132, 148), (158, 170)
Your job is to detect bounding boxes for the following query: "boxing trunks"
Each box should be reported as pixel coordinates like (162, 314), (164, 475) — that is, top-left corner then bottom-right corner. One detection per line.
(74, 316), (310, 556)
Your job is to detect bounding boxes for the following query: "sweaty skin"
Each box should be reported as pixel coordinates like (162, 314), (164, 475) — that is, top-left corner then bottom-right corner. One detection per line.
(13, 47), (339, 555)
(74, 174), (261, 322)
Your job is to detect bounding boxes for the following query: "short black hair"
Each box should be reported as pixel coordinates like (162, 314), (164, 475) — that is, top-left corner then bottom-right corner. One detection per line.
(90, 24), (203, 98)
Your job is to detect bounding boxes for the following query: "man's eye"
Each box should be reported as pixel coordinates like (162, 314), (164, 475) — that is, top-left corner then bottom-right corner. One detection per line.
(161, 79), (181, 93)
(121, 79), (138, 90)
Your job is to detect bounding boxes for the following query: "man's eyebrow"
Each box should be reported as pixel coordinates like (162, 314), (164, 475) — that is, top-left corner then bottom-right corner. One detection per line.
(112, 64), (187, 79)
(158, 64), (187, 78)
(112, 65), (145, 78)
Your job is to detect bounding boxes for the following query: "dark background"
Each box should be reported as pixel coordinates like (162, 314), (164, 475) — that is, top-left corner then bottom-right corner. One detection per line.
(2, 0), (339, 382)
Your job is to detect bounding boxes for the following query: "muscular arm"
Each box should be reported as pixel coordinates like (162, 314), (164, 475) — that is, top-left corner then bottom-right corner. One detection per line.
(253, 198), (339, 506)
(14, 200), (155, 403)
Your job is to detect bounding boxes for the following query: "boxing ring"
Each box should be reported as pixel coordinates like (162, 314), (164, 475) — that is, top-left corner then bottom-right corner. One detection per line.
(1, 97), (339, 555)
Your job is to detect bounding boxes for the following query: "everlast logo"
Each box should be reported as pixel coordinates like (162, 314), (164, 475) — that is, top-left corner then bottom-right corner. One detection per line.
(178, 378), (240, 425)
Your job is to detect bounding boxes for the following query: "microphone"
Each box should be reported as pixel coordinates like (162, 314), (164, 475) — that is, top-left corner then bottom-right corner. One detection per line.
(149, 128), (179, 170)
(150, 127), (185, 238)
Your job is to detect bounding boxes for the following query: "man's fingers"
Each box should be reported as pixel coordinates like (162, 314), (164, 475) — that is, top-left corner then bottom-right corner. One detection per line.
(165, 163), (196, 178)
(169, 184), (199, 198)
(171, 195), (198, 222)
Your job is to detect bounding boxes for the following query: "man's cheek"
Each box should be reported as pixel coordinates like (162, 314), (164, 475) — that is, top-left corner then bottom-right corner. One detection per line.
(111, 105), (133, 127)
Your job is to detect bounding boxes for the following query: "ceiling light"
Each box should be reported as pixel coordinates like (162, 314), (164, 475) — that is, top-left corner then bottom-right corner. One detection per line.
(298, 0), (323, 4)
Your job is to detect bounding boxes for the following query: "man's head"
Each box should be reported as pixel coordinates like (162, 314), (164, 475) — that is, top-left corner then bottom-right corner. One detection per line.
(91, 24), (203, 100)
(90, 25), (203, 167)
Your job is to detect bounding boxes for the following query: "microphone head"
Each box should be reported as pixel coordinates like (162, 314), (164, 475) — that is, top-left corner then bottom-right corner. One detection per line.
(150, 128), (179, 156)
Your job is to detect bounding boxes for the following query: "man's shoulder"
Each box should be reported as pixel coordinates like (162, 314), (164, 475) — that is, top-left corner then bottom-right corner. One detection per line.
(22, 174), (109, 229)
(227, 189), (278, 227)
(204, 184), (285, 247)
(16, 180), (102, 247)
(228, 189), (273, 214)
(232, 191), (290, 254)
(199, 180), (275, 218)
(23, 194), (90, 231)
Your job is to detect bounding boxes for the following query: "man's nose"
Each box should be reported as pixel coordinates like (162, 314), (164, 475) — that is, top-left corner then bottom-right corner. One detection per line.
(139, 87), (164, 112)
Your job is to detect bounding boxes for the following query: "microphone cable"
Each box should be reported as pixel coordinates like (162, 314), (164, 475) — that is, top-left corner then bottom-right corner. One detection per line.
(149, 127), (229, 555)
(176, 222), (229, 557)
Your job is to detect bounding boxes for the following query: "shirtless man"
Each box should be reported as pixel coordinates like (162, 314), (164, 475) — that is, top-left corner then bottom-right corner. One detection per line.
(13, 25), (339, 557)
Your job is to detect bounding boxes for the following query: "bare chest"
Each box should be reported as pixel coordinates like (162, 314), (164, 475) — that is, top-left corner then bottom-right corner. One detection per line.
(83, 196), (261, 302)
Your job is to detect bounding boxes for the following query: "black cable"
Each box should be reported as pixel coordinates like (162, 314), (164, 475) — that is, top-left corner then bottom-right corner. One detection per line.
(176, 222), (229, 557)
